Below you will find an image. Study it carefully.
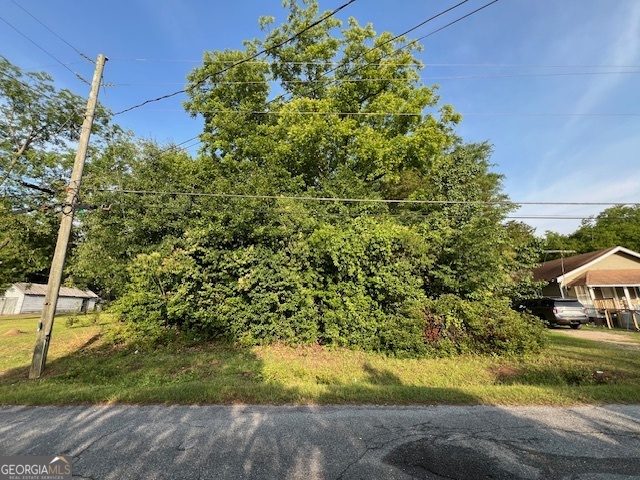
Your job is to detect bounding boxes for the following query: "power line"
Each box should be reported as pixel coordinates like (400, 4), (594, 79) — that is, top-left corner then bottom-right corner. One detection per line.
(134, 109), (640, 117)
(414, 0), (500, 42)
(0, 14), (91, 85)
(113, 0), (486, 116)
(93, 188), (640, 207)
(319, 0), (501, 94)
(110, 70), (640, 87)
(9, 0), (93, 63)
(303, 0), (501, 97)
(269, 0), (487, 109)
(5, 198), (624, 223)
(108, 58), (640, 69)
(113, 0), (358, 116)
(317, 0), (472, 80)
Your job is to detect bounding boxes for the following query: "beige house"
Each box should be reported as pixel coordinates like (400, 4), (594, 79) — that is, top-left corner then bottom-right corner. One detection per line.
(533, 246), (640, 324)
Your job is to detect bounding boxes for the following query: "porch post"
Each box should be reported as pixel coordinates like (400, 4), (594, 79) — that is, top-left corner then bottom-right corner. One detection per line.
(623, 287), (640, 330)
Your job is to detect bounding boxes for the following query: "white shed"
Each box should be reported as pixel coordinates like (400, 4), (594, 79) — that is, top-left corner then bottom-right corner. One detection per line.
(0, 283), (99, 315)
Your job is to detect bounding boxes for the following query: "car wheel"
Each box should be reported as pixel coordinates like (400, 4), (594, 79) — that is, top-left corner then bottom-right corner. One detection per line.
(570, 324), (581, 330)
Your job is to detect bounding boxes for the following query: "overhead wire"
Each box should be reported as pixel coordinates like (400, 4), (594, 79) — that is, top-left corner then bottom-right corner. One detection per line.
(92, 188), (640, 207)
(8, 201), (615, 222)
(0, 14), (90, 85)
(112, 0), (487, 117)
(113, 0), (358, 116)
(9, 0), (94, 64)
(156, 0), (502, 149)
(257, 0), (483, 115)
(40, 196), (634, 223)
(412, 0), (500, 43)
(122, 0), (498, 150)
(108, 70), (640, 87)
(107, 58), (640, 69)
(123, 0), (504, 151)
(286, 0), (501, 104)
(132, 109), (640, 117)
(313, 0), (473, 81)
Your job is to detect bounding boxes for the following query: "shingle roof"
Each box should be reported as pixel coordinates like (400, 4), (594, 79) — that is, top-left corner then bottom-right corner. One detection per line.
(533, 247), (618, 282)
(13, 283), (99, 298)
(567, 270), (640, 287)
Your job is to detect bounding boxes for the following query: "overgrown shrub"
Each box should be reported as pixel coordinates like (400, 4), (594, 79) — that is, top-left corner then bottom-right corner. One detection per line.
(111, 215), (547, 357)
(112, 218), (436, 355)
(419, 294), (547, 356)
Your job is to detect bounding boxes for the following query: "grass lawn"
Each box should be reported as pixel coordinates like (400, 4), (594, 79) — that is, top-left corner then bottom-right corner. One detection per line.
(1, 314), (639, 405)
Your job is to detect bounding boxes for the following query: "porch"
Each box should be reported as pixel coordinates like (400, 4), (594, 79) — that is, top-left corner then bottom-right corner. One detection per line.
(570, 284), (640, 330)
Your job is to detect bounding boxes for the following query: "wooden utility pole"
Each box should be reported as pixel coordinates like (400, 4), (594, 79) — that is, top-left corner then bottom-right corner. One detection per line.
(29, 54), (107, 379)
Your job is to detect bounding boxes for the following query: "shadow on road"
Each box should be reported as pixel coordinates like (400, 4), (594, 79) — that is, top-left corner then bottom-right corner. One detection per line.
(2, 327), (640, 478)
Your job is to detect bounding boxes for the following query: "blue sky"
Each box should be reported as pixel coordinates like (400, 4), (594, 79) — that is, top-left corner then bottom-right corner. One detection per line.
(2, 0), (639, 235)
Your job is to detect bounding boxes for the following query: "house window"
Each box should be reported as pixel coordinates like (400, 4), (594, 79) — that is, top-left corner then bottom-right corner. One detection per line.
(574, 286), (592, 305)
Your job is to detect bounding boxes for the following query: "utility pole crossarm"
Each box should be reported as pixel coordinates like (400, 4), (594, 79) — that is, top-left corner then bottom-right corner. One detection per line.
(29, 54), (107, 379)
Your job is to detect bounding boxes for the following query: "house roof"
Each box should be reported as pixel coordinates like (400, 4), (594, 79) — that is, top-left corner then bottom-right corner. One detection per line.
(12, 283), (99, 299)
(567, 269), (640, 287)
(533, 246), (640, 282)
(533, 247), (617, 282)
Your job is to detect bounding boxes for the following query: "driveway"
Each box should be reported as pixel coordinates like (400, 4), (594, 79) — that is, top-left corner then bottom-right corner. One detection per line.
(557, 328), (640, 349)
(2, 404), (640, 479)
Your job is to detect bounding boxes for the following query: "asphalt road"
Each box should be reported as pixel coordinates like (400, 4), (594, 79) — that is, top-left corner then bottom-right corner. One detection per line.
(1, 404), (640, 479)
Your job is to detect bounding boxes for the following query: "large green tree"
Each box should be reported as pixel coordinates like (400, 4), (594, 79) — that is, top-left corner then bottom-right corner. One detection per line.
(544, 205), (640, 258)
(0, 57), (84, 286)
(181, 0), (525, 300)
(0, 56), (110, 287)
(108, 0), (545, 355)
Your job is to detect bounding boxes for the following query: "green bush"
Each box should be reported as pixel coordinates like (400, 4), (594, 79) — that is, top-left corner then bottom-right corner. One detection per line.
(111, 217), (545, 358)
(112, 218), (435, 355)
(420, 294), (547, 356)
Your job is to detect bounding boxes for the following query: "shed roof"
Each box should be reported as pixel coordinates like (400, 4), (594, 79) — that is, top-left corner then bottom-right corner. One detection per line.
(12, 283), (99, 298)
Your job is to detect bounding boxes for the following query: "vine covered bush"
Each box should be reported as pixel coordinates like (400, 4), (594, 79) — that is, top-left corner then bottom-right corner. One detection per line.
(102, 1), (545, 357)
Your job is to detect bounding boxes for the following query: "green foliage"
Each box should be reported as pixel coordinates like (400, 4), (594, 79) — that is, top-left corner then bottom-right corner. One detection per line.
(81, 1), (545, 357)
(308, 219), (431, 352)
(113, 218), (434, 355)
(0, 201), (60, 287)
(420, 295), (547, 356)
(0, 56), (113, 287)
(545, 205), (640, 257)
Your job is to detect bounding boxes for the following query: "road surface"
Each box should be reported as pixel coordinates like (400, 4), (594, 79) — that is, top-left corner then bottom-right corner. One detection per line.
(1, 404), (640, 479)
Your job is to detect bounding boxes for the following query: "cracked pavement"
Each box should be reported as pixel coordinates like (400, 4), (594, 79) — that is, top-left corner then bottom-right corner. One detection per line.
(1, 405), (639, 479)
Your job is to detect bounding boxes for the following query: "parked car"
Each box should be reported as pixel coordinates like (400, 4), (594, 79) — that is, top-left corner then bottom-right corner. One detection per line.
(517, 297), (589, 329)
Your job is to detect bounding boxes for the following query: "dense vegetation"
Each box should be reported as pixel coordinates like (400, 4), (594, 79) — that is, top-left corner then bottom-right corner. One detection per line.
(0, 55), (109, 288)
(544, 205), (640, 258)
(2, 1), (552, 356)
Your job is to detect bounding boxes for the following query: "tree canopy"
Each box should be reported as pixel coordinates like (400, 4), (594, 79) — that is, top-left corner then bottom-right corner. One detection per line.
(87, 0), (544, 355)
(0, 56), (88, 286)
(1, 2), (546, 356)
(544, 205), (640, 258)
(0, 56), (112, 288)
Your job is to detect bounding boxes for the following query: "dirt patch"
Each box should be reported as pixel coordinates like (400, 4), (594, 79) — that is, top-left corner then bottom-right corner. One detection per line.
(1, 328), (26, 337)
(492, 365), (522, 383)
(557, 329), (640, 349)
